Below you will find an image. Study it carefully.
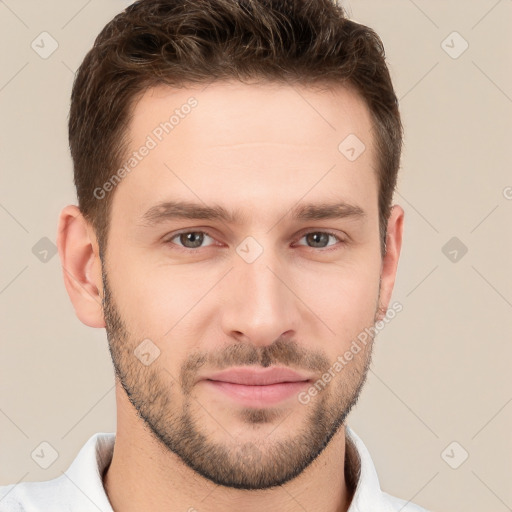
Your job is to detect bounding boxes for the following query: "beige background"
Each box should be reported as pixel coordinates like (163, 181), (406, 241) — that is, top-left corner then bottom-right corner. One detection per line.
(1, 1), (511, 511)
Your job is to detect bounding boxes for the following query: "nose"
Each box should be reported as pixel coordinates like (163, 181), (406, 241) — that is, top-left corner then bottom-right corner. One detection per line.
(219, 245), (300, 347)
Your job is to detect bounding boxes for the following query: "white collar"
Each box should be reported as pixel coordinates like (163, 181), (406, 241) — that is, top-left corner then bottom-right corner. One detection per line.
(0, 426), (429, 511)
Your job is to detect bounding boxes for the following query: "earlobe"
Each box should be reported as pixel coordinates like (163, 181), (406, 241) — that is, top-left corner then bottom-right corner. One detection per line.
(377, 204), (404, 321)
(56, 205), (105, 328)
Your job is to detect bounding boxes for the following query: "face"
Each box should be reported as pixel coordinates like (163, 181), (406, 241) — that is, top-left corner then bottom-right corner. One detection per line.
(100, 81), (387, 489)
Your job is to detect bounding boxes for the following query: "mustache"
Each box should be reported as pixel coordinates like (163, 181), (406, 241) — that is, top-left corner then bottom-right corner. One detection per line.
(180, 338), (332, 394)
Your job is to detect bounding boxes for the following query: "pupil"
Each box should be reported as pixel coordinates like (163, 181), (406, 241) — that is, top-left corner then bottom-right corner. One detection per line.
(183, 232), (203, 248)
(308, 232), (328, 247)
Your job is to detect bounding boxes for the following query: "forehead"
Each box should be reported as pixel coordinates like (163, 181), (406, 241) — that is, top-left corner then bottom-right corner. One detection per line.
(109, 80), (378, 227)
(129, 80), (373, 148)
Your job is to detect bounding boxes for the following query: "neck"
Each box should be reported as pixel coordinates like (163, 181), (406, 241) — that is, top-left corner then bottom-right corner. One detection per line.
(103, 386), (356, 512)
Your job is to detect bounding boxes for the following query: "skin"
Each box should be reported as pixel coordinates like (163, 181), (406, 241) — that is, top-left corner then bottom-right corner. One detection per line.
(57, 81), (404, 512)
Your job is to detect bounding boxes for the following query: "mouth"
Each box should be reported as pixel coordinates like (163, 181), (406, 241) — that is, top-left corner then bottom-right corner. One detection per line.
(199, 366), (313, 407)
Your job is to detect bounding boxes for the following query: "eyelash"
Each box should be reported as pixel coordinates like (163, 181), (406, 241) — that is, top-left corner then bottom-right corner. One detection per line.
(164, 229), (346, 253)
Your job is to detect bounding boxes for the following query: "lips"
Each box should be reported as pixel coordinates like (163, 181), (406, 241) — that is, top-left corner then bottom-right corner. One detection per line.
(199, 367), (313, 407)
(203, 367), (312, 386)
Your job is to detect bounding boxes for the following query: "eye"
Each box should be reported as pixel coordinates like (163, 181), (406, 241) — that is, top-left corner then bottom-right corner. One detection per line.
(164, 229), (345, 252)
(295, 231), (344, 250)
(166, 231), (216, 250)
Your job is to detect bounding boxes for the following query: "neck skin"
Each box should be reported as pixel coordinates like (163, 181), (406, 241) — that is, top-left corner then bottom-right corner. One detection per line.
(103, 384), (357, 512)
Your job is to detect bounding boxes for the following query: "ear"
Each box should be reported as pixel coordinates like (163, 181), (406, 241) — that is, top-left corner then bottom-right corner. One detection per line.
(56, 205), (105, 328)
(376, 204), (404, 321)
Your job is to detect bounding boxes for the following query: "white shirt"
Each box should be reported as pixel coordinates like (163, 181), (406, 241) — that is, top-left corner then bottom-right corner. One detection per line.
(0, 426), (431, 511)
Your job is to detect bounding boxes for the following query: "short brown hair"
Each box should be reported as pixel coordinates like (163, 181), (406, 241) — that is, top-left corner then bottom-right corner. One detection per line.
(69, 0), (402, 256)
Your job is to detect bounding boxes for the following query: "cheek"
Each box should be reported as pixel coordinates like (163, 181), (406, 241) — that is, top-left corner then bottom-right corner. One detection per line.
(106, 258), (182, 334)
(108, 259), (223, 366)
(294, 257), (381, 340)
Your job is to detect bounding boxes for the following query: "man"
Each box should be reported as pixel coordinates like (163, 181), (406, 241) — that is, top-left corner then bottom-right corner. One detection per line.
(0, 0), (431, 510)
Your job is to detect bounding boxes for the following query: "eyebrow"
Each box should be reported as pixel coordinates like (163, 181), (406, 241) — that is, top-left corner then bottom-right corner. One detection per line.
(138, 199), (366, 227)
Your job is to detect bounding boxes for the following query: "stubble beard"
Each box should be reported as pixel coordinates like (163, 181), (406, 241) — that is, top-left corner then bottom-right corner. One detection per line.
(101, 265), (377, 490)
